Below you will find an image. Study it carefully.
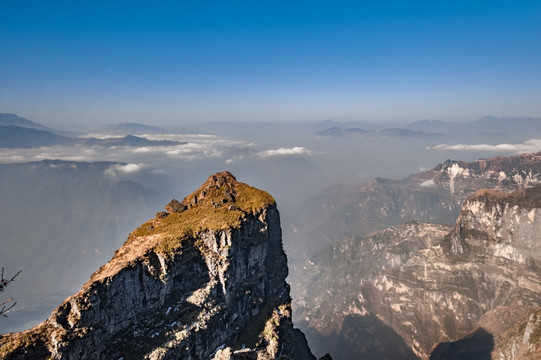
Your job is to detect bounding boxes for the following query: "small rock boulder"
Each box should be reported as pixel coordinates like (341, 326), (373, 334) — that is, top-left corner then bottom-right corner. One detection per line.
(155, 211), (169, 219)
(165, 199), (187, 213)
(224, 190), (235, 203)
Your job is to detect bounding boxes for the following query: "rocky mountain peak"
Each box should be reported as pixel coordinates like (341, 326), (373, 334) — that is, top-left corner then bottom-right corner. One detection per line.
(164, 171), (273, 213)
(0, 172), (315, 360)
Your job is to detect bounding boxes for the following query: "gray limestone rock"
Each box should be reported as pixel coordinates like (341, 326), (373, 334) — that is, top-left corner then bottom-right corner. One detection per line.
(164, 198), (186, 213)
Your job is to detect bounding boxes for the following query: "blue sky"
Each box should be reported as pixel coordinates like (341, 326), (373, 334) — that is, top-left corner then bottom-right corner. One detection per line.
(1, 0), (541, 126)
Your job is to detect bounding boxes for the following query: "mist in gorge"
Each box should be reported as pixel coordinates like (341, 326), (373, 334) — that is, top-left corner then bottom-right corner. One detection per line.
(2, 113), (540, 337)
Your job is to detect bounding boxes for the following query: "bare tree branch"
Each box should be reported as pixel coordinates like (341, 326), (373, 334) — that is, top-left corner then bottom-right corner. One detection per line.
(0, 267), (21, 317)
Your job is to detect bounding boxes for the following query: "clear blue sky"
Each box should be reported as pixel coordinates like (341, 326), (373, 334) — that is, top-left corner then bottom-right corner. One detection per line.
(1, 0), (541, 126)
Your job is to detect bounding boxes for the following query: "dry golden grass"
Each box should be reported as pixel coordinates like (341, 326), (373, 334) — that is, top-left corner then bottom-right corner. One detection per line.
(127, 173), (275, 256)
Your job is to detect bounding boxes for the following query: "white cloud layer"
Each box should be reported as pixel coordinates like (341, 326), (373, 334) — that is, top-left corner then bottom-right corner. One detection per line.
(104, 163), (144, 178)
(116, 163), (143, 174)
(0, 134), (247, 164)
(420, 179), (436, 187)
(258, 147), (312, 157)
(428, 139), (541, 153)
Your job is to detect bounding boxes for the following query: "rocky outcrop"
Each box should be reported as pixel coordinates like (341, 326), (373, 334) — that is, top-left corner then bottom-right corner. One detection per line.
(491, 306), (541, 359)
(300, 184), (541, 359)
(445, 186), (541, 261)
(0, 172), (315, 359)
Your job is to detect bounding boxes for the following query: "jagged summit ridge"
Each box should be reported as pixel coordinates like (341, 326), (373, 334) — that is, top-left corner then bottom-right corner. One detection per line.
(164, 171), (274, 214)
(0, 172), (315, 360)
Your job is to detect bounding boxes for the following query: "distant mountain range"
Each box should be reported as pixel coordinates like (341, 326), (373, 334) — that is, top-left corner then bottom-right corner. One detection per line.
(315, 126), (439, 138)
(0, 113), (58, 133)
(408, 116), (541, 137)
(0, 113), (194, 149)
(314, 116), (541, 141)
(0, 126), (72, 148)
(96, 123), (169, 135)
(0, 125), (184, 148)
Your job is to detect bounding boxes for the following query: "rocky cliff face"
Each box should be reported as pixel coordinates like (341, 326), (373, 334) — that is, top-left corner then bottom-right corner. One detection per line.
(0, 172), (315, 360)
(289, 152), (541, 260)
(300, 183), (541, 359)
(446, 186), (541, 262)
(297, 222), (451, 359)
(490, 307), (541, 359)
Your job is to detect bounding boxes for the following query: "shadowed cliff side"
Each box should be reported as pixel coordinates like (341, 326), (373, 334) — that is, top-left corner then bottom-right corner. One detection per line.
(430, 328), (494, 360)
(301, 314), (420, 360)
(0, 172), (319, 360)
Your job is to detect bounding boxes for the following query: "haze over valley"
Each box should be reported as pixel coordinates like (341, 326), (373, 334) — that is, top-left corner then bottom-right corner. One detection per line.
(2, 1), (541, 359)
(3, 112), (541, 359)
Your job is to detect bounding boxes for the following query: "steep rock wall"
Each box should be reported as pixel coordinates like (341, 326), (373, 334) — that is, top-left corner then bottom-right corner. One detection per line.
(0, 172), (315, 360)
(300, 184), (541, 359)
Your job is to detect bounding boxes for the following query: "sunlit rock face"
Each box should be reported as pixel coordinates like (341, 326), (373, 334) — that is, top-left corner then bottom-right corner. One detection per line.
(0, 172), (315, 360)
(300, 184), (541, 359)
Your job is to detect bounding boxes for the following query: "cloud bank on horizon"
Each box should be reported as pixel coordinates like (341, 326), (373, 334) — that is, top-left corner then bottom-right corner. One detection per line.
(429, 139), (541, 154)
(0, 133), (314, 169)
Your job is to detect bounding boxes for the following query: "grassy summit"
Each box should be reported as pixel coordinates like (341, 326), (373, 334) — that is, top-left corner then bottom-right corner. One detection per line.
(127, 171), (275, 256)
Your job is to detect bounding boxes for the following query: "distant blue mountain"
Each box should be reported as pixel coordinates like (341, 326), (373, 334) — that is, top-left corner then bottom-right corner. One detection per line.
(0, 113), (57, 133)
(0, 125), (184, 148)
(0, 125), (71, 147)
(82, 134), (183, 147)
(407, 116), (541, 137)
(97, 123), (168, 135)
(315, 126), (431, 138)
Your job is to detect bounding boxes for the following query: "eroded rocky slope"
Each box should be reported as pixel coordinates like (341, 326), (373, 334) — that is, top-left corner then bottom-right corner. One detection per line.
(300, 184), (541, 359)
(290, 152), (541, 259)
(0, 172), (316, 360)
